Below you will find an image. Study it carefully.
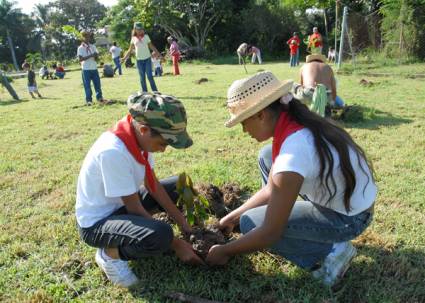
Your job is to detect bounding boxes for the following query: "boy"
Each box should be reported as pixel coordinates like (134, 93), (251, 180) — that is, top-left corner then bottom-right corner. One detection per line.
(151, 52), (162, 77)
(77, 31), (107, 106)
(76, 92), (202, 288)
(23, 63), (42, 99)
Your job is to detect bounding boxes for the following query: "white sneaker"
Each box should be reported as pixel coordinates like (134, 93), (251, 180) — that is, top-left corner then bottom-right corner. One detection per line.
(312, 241), (357, 287)
(95, 249), (139, 288)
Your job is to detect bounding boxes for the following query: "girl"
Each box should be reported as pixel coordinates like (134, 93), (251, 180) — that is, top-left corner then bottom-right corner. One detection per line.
(122, 22), (161, 92)
(167, 36), (180, 75)
(206, 71), (377, 287)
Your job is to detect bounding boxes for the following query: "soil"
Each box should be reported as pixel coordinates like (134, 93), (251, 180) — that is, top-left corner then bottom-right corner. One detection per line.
(195, 78), (208, 84)
(221, 183), (244, 210)
(185, 223), (227, 259)
(152, 212), (173, 225)
(195, 183), (228, 218)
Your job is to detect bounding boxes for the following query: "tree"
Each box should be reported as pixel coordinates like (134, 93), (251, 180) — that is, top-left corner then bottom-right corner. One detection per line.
(0, 0), (27, 70)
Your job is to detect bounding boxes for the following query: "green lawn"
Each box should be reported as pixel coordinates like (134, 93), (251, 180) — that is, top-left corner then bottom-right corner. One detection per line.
(1, 60), (424, 302)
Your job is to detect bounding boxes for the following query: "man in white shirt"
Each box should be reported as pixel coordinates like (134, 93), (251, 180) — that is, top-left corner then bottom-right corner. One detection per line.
(109, 41), (122, 75)
(77, 31), (106, 106)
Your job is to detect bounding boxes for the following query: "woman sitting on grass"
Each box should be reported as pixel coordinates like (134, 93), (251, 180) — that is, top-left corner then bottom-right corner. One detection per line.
(206, 71), (377, 287)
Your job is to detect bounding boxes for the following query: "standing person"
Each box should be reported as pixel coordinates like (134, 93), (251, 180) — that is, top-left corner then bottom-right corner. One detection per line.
(76, 92), (203, 288)
(77, 31), (107, 106)
(22, 62), (42, 99)
(122, 22), (161, 92)
(167, 36), (181, 75)
(206, 71), (377, 287)
(248, 45), (262, 64)
(287, 32), (301, 66)
(109, 42), (122, 75)
(237, 43), (249, 65)
(288, 40), (299, 67)
(308, 27), (323, 54)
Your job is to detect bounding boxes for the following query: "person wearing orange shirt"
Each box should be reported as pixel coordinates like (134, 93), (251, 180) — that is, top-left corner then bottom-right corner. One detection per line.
(308, 27), (323, 54)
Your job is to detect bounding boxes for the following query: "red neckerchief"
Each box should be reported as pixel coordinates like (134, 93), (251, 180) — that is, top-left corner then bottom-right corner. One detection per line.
(272, 112), (304, 162)
(81, 42), (92, 54)
(110, 114), (156, 192)
(135, 34), (145, 41)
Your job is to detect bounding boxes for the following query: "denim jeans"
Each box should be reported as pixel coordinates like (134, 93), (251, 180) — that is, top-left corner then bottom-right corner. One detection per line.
(290, 54), (297, 67)
(240, 144), (373, 269)
(136, 58), (158, 92)
(295, 48), (300, 65)
(82, 69), (102, 103)
(154, 67), (162, 77)
(113, 56), (122, 75)
(78, 176), (178, 261)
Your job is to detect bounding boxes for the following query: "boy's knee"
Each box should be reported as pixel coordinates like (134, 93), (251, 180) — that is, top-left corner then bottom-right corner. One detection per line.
(239, 211), (257, 235)
(142, 221), (173, 253)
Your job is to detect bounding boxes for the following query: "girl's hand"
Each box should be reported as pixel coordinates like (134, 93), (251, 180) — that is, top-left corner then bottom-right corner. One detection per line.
(219, 216), (236, 235)
(179, 221), (193, 235)
(206, 245), (230, 266)
(173, 238), (204, 265)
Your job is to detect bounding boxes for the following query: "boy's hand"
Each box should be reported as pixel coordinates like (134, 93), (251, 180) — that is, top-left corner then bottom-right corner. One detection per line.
(218, 215), (236, 235)
(172, 238), (204, 265)
(179, 221), (193, 235)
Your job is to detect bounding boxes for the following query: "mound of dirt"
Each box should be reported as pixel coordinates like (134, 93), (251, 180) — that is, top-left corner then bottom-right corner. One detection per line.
(359, 78), (374, 86)
(196, 183), (228, 218)
(195, 78), (208, 84)
(185, 224), (226, 259)
(221, 183), (244, 211)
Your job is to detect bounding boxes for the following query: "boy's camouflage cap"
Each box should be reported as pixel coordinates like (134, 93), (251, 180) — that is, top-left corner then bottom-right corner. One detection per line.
(128, 92), (193, 149)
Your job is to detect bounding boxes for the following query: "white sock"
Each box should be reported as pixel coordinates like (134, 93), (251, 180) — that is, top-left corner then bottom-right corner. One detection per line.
(101, 248), (114, 261)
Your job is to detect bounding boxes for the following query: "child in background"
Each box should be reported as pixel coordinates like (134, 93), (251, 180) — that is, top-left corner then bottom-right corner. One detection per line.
(23, 63), (42, 99)
(151, 52), (162, 77)
(55, 63), (65, 79)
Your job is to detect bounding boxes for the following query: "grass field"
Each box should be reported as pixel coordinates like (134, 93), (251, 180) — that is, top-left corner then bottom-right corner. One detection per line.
(1, 60), (424, 302)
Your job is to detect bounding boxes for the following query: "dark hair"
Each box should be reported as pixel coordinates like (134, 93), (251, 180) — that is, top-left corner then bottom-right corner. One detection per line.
(266, 99), (374, 212)
(113, 41), (117, 46)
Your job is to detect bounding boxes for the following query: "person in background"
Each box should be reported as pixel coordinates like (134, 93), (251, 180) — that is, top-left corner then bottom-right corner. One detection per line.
(287, 32), (301, 66)
(22, 62), (42, 99)
(151, 52), (162, 77)
(39, 65), (53, 80)
(110, 41), (122, 75)
(55, 63), (65, 79)
(167, 36), (180, 75)
(77, 31), (107, 106)
(328, 47), (336, 63)
(248, 45), (262, 64)
(308, 27), (323, 54)
(122, 22), (161, 92)
(237, 43), (249, 65)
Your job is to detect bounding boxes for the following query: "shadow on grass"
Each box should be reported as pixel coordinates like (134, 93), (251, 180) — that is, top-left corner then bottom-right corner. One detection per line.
(179, 96), (222, 101)
(0, 98), (31, 106)
(70, 99), (126, 109)
(126, 241), (425, 302)
(333, 105), (412, 130)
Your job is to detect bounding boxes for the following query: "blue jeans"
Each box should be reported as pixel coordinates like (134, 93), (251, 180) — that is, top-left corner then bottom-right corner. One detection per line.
(290, 54), (297, 67)
(113, 56), (122, 75)
(295, 48), (300, 65)
(240, 144), (373, 269)
(154, 66), (162, 77)
(136, 58), (158, 92)
(82, 69), (102, 103)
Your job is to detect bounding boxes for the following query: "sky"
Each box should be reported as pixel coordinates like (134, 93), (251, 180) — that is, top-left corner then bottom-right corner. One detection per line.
(15, 0), (119, 15)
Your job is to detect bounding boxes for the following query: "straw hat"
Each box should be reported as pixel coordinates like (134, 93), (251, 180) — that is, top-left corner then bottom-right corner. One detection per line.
(225, 71), (293, 127)
(306, 54), (326, 63)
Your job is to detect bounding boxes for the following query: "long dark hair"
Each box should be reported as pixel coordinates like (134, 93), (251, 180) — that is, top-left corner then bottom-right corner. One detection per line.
(267, 99), (375, 212)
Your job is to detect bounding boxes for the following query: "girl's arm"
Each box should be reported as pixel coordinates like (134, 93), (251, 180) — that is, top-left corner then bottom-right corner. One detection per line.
(206, 171), (303, 265)
(148, 42), (161, 58)
(122, 42), (135, 61)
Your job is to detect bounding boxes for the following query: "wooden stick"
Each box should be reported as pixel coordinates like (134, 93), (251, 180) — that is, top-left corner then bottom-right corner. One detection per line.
(166, 292), (226, 303)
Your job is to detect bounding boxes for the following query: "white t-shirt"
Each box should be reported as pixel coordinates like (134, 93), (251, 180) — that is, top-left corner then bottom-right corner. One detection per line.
(131, 34), (151, 60)
(273, 129), (377, 216)
(109, 45), (122, 59)
(77, 43), (98, 70)
(76, 132), (155, 228)
(151, 57), (161, 69)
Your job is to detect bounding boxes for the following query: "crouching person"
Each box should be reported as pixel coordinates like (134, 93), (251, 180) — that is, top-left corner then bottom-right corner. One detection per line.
(76, 92), (202, 288)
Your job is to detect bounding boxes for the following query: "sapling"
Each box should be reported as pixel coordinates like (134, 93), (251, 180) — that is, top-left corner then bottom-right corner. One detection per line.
(175, 172), (210, 226)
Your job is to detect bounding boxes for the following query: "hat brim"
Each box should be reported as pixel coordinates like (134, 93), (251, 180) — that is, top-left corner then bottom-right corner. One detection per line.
(306, 54), (326, 63)
(225, 80), (293, 128)
(157, 128), (193, 149)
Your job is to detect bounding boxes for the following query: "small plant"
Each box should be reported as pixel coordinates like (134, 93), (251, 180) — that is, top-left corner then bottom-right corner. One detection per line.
(176, 173), (210, 226)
